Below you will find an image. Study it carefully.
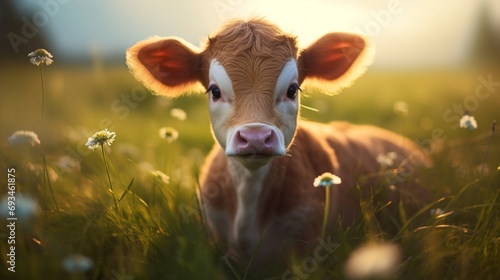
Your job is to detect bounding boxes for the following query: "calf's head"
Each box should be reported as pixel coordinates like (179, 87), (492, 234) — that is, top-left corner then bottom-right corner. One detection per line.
(127, 19), (373, 169)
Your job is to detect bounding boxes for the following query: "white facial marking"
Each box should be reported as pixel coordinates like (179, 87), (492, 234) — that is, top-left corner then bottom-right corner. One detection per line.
(274, 59), (299, 100)
(275, 59), (299, 150)
(208, 59), (234, 148)
(209, 58), (234, 100)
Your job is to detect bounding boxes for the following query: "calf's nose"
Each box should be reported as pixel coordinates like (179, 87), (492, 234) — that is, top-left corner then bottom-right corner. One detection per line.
(234, 126), (279, 155)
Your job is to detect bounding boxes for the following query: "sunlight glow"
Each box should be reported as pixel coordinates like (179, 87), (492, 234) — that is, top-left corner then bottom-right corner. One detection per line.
(12, 0), (485, 68)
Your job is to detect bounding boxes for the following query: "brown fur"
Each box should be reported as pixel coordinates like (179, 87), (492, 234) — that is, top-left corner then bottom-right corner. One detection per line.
(126, 18), (431, 263)
(201, 121), (430, 260)
(201, 19), (298, 127)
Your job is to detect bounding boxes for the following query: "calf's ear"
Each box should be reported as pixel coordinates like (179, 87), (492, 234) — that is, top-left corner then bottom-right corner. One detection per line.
(126, 36), (204, 97)
(297, 33), (374, 95)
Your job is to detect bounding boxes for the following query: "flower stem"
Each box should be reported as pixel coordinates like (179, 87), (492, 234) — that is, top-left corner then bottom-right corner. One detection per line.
(321, 186), (331, 240)
(38, 65), (58, 210)
(40, 145), (58, 211)
(40, 64), (45, 129)
(102, 145), (119, 210)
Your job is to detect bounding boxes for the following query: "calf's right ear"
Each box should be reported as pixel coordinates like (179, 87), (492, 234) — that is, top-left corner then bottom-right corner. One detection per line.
(126, 36), (204, 98)
(297, 33), (374, 95)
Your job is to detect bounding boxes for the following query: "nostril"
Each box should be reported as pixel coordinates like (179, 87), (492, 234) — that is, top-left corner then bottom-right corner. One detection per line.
(263, 130), (274, 146)
(236, 131), (249, 145)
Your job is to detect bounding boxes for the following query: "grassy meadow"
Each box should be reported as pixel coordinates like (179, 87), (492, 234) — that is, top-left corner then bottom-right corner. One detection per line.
(0, 59), (499, 279)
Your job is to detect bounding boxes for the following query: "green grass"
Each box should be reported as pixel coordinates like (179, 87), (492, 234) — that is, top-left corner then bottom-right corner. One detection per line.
(0, 62), (499, 279)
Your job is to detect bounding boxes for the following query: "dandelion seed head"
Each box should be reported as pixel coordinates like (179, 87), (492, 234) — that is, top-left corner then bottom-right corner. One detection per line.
(393, 101), (408, 116)
(7, 130), (41, 146)
(85, 129), (116, 150)
(313, 172), (342, 188)
(159, 127), (179, 143)
(62, 254), (94, 273)
(28, 49), (53, 66)
(170, 108), (187, 121)
(344, 242), (401, 280)
(459, 114), (477, 130)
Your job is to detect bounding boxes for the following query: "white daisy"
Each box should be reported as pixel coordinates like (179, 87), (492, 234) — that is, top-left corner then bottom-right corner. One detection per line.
(313, 172), (342, 188)
(28, 49), (53, 66)
(459, 114), (477, 130)
(85, 129), (116, 150)
(159, 127), (178, 143)
(150, 170), (170, 185)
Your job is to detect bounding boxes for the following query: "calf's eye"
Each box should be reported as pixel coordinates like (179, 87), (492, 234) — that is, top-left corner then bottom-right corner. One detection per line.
(286, 83), (300, 100)
(206, 85), (222, 101)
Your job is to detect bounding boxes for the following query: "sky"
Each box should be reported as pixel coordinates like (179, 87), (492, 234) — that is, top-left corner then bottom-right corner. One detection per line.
(12, 0), (499, 69)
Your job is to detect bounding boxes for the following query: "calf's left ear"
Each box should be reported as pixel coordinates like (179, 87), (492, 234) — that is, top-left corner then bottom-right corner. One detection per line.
(126, 36), (204, 98)
(298, 33), (374, 95)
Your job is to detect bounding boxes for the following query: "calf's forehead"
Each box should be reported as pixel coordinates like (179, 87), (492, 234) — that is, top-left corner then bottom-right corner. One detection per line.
(201, 19), (299, 91)
(222, 54), (293, 94)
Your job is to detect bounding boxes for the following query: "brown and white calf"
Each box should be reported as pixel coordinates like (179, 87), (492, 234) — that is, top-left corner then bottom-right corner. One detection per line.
(127, 18), (430, 262)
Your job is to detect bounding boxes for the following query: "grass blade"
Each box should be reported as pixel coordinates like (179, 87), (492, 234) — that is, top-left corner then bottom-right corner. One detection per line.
(119, 177), (135, 202)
